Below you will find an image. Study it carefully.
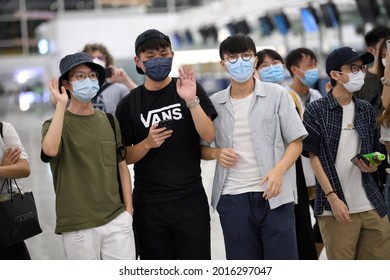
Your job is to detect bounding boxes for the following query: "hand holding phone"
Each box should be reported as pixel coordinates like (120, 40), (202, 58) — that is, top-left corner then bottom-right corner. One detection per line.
(157, 119), (173, 130)
(351, 153), (370, 167)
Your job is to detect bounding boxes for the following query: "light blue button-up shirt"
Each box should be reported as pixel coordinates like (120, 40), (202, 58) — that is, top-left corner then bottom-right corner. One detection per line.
(204, 79), (308, 210)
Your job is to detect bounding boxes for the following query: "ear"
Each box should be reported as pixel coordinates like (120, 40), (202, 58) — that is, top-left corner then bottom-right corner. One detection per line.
(62, 80), (72, 91)
(220, 60), (228, 71)
(253, 56), (258, 68)
(134, 56), (144, 71)
(329, 70), (340, 82)
(367, 46), (375, 55)
(290, 65), (298, 76)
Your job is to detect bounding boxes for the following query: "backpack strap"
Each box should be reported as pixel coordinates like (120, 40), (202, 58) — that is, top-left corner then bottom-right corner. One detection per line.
(0, 121), (3, 138)
(92, 82), (114, 112)
(288, 91), (303, 119)
(106, 113), (124, 203)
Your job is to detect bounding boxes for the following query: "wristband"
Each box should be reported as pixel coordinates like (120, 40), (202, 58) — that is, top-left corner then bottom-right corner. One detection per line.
(325, 190), (335, 198)
(186, 96), (200, 109)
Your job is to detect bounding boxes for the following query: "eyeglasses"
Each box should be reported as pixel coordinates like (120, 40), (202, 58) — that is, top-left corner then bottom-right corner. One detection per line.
(226, 51), (253, 64)
(71, 71), (99, 82)
(339, 64), (367, 74)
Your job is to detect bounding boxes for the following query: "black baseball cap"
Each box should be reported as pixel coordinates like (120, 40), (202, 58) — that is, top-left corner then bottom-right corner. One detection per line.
(58, 52), (106, 97)
(134, 29), (171, 74)
(325, 47), (374, 76)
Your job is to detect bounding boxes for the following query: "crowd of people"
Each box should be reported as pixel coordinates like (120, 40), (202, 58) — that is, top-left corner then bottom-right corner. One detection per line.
(2, 25), (390, 260)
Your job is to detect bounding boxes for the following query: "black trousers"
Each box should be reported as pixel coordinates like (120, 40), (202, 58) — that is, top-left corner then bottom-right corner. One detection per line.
(0, 241), (31, 260)
(294, 157), (318, 260)
(133, 189), (211, 260)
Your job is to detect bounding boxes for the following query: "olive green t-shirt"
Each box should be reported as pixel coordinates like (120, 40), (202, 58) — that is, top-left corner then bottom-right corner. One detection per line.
(42, 110), (124, 234)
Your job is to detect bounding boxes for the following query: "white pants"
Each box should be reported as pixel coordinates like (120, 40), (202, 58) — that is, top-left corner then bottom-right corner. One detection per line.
(62, 211), (136, 260)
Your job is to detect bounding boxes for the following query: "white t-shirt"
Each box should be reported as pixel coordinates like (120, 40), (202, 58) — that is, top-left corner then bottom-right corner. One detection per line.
(0, 122), (29, 198)
(223, 93), (263, 195)
(323, 101), (373, 215)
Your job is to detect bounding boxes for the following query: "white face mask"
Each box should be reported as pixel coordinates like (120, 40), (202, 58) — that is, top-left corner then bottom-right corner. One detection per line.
(382, 58), (386, 68)
(339, 71), (365, 92)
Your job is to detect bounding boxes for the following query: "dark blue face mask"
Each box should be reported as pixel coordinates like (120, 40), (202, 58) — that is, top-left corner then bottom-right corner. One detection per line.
(143, 57), (173, 81)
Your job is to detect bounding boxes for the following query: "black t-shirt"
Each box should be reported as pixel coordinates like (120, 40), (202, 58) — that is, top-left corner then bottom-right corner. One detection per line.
(116, 79), (217, 203)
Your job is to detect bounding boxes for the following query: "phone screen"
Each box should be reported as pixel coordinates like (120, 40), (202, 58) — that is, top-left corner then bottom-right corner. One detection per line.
(351, 153), (370, 166)
(105, 68), (112, 78)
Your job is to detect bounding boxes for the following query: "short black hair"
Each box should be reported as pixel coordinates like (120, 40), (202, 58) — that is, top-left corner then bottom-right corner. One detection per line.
(255, 49), (284, 69)
(219, 34), (256, 60)
(136, 38), (171, 57)
(285, 47), (317, 77)
(364, 25), (390, 48)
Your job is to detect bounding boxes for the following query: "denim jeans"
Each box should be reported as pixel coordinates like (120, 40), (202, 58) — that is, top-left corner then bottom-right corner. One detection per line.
(217, 192), (298, 260)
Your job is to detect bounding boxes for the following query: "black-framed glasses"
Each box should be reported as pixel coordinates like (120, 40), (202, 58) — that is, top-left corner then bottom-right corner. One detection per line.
(226, 51), (253, 64)
(72, 71), (99, 82)
(340, 64), (367, 74)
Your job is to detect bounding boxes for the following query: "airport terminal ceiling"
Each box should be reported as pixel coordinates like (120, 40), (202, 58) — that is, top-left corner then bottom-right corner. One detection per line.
(0, 0), (389, 103)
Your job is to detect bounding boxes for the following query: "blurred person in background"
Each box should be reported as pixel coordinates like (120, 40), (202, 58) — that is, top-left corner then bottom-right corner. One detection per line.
(355, 25), (390, 114)
(378, 36), (390, 220)
(356, 26), (390, 197)
(254, 49), (286, 85)
(0, 121), (31, 259)
(82, 43), (137, 114)
(285, 47), (322, 259)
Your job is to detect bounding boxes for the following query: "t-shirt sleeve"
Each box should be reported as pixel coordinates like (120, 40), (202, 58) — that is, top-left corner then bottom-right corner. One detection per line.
(196, 82), (218, 121)
(302, 104), (321, 157)
(40, 119), (56, 163)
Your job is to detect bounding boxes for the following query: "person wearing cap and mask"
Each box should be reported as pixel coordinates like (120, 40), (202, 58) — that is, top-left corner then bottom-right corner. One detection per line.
(302, 47), (390, 260)
(201, 34), (307, 260)
(115, 29), (217, 260)
(82, 43), (137, 114)
(40, 52), (135, 260)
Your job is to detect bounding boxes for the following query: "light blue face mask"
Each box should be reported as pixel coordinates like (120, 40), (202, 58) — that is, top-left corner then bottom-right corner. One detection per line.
(71, 78), (99, 103)
(259, 64), (285, 84)
(226, 58), (255, 83)
(298, 67), (319, 87)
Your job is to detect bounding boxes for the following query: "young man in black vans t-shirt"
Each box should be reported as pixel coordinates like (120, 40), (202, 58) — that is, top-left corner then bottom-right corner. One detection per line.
(115, 29), (217, 260)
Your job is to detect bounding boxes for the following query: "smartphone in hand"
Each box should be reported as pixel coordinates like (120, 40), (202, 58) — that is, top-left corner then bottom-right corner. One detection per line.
(105, 68), (112, 78)
(157, 119), (173, 130)
(351, 153), (370, 166)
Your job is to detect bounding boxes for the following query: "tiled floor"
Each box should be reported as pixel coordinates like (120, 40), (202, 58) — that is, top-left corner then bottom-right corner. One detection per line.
(2, 102), (324, 260)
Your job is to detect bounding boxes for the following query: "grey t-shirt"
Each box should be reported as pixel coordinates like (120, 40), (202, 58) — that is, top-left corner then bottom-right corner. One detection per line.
(95, 82), (130, 114)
